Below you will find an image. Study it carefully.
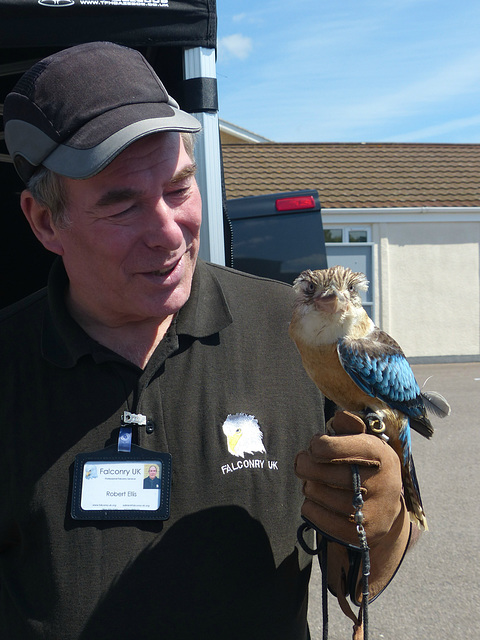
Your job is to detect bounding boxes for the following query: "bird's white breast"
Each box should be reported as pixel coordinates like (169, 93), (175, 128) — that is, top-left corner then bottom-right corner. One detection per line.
(292, 304), (374, 347)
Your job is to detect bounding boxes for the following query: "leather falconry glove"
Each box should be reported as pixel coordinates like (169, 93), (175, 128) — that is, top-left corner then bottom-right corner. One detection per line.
(295, 410), (411, 608)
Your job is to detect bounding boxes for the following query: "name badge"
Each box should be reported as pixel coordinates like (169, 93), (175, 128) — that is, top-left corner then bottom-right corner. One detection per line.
(71, 444), (172, 521)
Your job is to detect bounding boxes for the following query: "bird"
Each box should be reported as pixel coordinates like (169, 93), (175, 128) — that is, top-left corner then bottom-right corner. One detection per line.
(289, 265), (450, 530)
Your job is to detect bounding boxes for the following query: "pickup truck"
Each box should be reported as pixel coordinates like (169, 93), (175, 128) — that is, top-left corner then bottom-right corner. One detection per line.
(226, 188), (328, 285)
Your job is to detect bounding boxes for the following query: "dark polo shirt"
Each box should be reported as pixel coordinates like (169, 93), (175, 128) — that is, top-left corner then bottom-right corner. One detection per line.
(0, 258), (325, 639)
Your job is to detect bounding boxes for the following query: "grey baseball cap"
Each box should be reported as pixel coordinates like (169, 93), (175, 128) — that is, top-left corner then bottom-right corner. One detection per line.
(3, 41), (201, 183)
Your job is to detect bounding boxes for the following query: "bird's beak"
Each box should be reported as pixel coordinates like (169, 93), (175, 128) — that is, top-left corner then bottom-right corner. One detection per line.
(227, 431), (242, 454)
(314, 286), (347, 313)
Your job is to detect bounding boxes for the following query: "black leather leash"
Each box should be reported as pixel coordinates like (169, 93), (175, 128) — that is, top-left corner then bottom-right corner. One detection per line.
(351, 463), (370, 639)
(297, 463), (371, 640)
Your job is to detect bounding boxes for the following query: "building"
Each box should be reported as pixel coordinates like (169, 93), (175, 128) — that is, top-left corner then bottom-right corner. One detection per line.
(221, 139), (480, 363)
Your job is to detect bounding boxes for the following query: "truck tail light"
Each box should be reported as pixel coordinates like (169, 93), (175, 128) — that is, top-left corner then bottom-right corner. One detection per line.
(275, 195), (316, 212)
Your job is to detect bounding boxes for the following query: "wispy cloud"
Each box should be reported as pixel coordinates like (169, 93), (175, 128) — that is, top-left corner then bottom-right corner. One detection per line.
(232, 13), (247, 23)
(386, 114), (480, 143)
(311, 49), (480, 134)
(216, 0), (480, 142)
(218, 34), (253, 62)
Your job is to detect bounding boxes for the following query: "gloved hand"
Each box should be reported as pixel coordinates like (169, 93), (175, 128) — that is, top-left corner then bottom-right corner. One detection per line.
(295, 410), (412, 604)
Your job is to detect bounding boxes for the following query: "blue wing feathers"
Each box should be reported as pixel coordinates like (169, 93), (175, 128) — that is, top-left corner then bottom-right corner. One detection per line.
(337, 334), (425, 419)
(398, 420), (412, 467)
(343, 366), (376, 398)
(335, 325), (431, 525)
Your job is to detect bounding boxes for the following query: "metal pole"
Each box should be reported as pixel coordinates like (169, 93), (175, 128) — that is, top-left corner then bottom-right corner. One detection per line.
(183, 46), (225, 266)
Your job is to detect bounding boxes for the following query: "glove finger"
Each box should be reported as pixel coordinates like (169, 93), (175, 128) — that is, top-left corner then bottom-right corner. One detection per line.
(329, 410), (366, 435)
(295, 451), (381, 488)
(309, 433), (386, 466)
(303, 479), (399, 532)
(301, 498), (360, 547)
(303, 480), (363, 517)
(302, 484), (400, 546)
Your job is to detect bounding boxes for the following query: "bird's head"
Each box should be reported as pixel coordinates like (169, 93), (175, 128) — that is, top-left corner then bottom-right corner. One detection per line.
(293, 266), (368, 313)
(290, 266), (370, 344)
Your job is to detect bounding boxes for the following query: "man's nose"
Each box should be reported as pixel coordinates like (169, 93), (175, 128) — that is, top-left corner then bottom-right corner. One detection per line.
(145, 199), (184, 250)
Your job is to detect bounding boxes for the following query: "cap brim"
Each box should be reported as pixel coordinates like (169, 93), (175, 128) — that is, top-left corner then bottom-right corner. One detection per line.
(44, 110), (201, 179)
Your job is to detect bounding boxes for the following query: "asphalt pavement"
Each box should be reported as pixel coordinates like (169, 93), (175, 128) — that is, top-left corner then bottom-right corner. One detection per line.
(307, 362), (480, 640)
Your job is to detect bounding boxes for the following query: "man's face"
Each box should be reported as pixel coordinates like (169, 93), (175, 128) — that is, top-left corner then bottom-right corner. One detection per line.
(52, 132), (201, 328)
(148, 466), (157, 479)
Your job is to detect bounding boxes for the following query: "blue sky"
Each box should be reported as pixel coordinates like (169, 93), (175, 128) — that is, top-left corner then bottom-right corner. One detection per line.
(216, 0), (480, 143)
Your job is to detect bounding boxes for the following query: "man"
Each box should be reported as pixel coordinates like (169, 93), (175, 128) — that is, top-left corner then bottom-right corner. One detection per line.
(144, 465), (160, 489)
(1, 42), (411, 639)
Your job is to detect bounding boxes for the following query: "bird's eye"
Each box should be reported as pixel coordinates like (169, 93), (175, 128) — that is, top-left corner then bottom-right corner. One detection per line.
(348, 284), (356, 292)
(306, 282), (316, 294)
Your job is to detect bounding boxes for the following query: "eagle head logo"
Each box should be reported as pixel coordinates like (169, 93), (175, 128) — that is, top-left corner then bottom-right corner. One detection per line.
(222, 413), (267, 458)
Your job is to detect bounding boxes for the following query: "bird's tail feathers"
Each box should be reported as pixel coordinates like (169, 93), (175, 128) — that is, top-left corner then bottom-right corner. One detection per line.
(421, 390), (451, 418)
(409, 510), (428, 532)
(410, 416), (434, 439)
(403, 457), (428, 531)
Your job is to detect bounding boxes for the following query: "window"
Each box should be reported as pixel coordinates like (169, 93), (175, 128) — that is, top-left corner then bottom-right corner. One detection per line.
(323, 226), (373, 318)
(348, 229), (368, 243)
(324, 227), (370, 243)
(324, 228), (342, 243)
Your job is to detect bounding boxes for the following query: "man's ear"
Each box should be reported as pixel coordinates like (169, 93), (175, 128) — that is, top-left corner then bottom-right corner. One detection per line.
(20, 190), (65, 256)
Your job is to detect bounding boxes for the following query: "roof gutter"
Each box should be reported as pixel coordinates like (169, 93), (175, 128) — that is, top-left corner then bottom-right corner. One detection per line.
(323, 206), (480, 224)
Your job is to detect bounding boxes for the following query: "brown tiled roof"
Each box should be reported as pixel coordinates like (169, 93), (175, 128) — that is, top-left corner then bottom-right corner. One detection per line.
(221, 142), (480, 208)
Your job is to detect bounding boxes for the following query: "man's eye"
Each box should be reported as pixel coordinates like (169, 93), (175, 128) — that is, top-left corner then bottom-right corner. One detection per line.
(108, 205), (136, 219)
(167, 178), (194, 198)
(169, 186), (190, 198)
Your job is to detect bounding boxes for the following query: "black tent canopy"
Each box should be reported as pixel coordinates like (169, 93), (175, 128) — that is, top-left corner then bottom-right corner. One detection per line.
(0, 0), (216, 49)
(0, 0), (224, 307)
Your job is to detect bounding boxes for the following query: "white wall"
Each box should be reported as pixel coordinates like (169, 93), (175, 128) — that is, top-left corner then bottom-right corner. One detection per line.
(377, 222), (479, 359)
(323, 208), (480, 362)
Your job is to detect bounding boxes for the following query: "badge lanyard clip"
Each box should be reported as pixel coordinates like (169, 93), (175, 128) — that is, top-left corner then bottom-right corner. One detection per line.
(118, 426), (132, 452)
(118, 411), (148, 452)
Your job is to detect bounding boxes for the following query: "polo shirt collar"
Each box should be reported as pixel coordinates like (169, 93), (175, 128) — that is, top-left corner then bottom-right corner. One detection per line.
(176, 259), (232, 338)
(42, 258), (232, 368)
